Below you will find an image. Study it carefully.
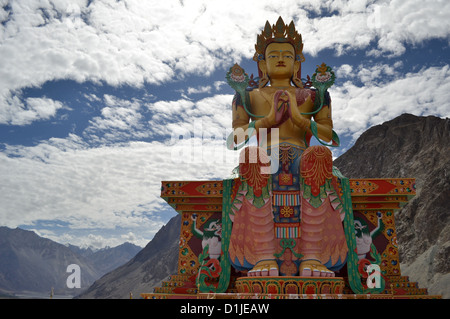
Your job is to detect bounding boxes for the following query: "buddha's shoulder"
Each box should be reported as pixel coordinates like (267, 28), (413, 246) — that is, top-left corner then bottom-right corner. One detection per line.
(248, 88), (268, 103)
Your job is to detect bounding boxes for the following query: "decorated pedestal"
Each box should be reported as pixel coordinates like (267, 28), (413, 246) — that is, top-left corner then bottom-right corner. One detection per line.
(141, 178), (440, 299)
(235, 276), (345, 295)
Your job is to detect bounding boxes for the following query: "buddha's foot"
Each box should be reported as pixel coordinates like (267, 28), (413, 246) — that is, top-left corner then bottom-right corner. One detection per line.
(299, 260), (335, 277)
(248, 260), (279, 277)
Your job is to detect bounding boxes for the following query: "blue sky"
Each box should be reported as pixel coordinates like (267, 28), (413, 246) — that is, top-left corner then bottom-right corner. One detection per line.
(1, 0), (449, 249)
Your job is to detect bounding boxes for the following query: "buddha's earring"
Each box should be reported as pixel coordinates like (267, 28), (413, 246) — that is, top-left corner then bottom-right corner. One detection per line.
(292, 75), (303, 88)
(259, 71), (269, 88)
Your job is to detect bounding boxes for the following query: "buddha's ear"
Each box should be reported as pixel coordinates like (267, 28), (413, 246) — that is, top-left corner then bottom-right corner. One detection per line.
(292, 60), (303, 88)
(259, 60), (267, 74)
(294, 60), (300, 73)
(258, 60), (269, 88)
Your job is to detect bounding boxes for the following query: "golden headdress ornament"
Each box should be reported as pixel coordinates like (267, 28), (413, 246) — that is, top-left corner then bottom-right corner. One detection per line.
(253, 16), (305, 63)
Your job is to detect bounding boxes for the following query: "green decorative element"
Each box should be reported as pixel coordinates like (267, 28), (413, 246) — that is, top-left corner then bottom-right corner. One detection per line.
(197, 245), (209, 271)
(246, 183), (269, 209)
(196, 179), (234, 293)
(333, 166), (386, 294)
(229, 185), (242, 219)
(196, 245), (219, 293)
(369, 243), (382, 265)
(226, 120), (256, 151)
(225, 63), (259, 151)
(303, 63), (336, 116)
(305, 63), (340, 147)
(229, 176), (271, 212)
(226, 64), (262, 119)
(216, 178), (233, 292)
(273, 239), (303, 259)
(301, 178), (336, 209)
(310, 120), (340, 147)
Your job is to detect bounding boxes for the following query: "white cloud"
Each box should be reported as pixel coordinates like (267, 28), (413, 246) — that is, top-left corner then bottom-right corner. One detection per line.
(214, 81), (226, 91)
(0, 94), (66, 125)
(187, 85), (212, 95)
(0, 136), (236, 244)
(356, 63), (400, 84)
(83, 94), (147, 144)
(146, 94), (233, 139)
(147, 99), (195, 116)
(331, 64), (450, 142)
(1, 0), (449, 124)
(0, 91), (240, 245)
(335, 64), (353, 78)
(365, 0), (450, 56)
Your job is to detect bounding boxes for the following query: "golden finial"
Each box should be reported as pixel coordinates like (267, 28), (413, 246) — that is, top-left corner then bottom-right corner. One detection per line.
(317, 63), (328, 75)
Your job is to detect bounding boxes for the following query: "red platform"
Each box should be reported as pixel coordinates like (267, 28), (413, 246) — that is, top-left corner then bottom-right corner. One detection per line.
(142, 178), (440, 299)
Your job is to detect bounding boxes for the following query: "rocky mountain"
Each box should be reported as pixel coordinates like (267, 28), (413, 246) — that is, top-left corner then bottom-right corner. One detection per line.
(0, 226), (142, 298)
(334, 113), (450, 298)
(78, 113), (449, 299)
(76, 213), (181, 299)
(0, 227), (99, 297)
(68, 242), (142, 275)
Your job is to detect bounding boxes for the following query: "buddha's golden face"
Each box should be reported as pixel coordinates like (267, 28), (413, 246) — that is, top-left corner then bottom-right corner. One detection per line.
(263, 42), (298, 80)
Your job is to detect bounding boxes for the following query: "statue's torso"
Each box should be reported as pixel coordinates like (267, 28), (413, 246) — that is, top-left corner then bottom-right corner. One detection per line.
(249, 86), (314, 148)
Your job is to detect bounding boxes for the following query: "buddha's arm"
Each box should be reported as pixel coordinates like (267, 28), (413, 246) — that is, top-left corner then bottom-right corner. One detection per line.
(231, 93), (277, 144)
(312, 103), (333, 142)
(232, 103), (252, 144)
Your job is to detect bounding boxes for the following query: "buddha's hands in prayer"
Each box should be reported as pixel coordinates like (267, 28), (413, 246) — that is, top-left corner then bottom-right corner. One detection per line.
(260, 89), (310, 131)
(274, 90), (290, 123)
(260, 90), (287, 128)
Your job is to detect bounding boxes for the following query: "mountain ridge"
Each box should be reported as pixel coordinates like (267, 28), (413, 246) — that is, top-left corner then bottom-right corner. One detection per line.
(334, 113), (450, 298)
(0, 226), (142, 297)
(76, 213), (180, 299)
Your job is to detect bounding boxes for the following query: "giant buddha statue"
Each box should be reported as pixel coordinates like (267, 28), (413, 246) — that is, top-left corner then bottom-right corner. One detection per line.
(149, 16), (424, 299)
(226, 17), (347, 278)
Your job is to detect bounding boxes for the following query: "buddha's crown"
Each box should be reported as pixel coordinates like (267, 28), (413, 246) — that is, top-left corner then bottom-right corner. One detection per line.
(253, 16), (305, 62)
